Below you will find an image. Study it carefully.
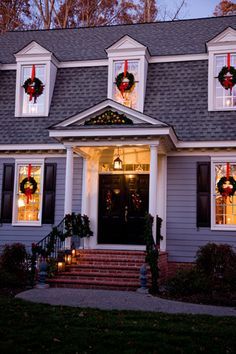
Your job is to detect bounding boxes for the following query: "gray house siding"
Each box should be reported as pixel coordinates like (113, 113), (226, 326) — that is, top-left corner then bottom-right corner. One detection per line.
(0, 156), (83, 250)
(167, 156), (236, 263)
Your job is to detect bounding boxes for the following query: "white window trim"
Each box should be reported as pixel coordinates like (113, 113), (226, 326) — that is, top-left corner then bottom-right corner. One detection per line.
(207, 27), (236, 112)
(106, 36), (149, 113)
(14, 41), (58, 118)
(12, 159), (44, 226)
(211, 157), (236, 231)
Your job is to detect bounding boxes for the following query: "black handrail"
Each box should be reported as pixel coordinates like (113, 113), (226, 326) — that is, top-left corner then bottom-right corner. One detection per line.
(35, 217), (66, 259)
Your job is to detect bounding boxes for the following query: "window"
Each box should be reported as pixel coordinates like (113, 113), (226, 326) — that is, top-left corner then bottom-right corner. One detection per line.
(112, 60), (139, 110)
(212, 160), (236, 230)
(214, 54), (236, 109)
(106, 35), (149, 113)
(13, 160), (44, 226)
(22, 65), (46, 115)
(14, 41), (58, 117)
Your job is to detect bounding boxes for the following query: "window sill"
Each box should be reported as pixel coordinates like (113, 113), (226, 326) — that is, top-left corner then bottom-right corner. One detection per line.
(211, 225), (236, 231)
(12, 221), (42, 227)
(209, 107), (236, 112)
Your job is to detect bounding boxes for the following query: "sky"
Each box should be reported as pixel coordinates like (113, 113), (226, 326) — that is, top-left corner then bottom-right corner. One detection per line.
(159, 0), (223, 20)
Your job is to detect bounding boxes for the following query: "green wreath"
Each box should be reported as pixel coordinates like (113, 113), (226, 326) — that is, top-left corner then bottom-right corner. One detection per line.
(20, 177), (38, 195)
(115, 72), (135, 92)
(217, 176), (236, 197)
(23, 77), (44, 98)
(218, 66), (236, 90)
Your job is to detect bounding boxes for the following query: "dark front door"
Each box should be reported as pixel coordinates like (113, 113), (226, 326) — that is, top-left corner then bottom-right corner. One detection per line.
(98, 174), (149, 245)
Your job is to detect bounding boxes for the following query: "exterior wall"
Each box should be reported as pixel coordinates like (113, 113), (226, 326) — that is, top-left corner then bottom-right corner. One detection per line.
(0, 156), (83, 250)
(166, 155), (236, 263)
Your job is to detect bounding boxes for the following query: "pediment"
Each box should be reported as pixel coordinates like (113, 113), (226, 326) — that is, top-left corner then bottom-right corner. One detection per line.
(106, 35), (147, 53)
(15, 41), (51, 56)
(207, 27), (236, 48)
(53, 100), (167, 128)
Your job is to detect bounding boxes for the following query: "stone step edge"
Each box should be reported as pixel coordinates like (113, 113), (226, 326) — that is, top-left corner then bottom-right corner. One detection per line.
(47, 278), (139, 287)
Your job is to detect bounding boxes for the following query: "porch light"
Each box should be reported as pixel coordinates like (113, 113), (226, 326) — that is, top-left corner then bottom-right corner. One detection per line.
(113, 147), (123, 170)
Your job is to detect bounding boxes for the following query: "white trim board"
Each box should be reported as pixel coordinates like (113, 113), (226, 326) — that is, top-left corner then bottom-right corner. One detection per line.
(0, 144), (64, 150)
(0, 53), (208, 71)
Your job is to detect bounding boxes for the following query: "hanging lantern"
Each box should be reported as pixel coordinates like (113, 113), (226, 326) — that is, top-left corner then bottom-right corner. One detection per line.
(113, 148), (123, 170)
(64, 250), (72, 265)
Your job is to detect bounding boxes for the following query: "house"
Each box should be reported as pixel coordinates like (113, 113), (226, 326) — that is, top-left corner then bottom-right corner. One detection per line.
(0, 15), (236, 279)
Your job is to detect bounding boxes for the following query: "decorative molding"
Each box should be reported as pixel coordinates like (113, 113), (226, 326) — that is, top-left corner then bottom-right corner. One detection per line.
(0, 144), (64, 150)
(53, 99), (167, 127)
(0, 54), (209, 71)
(207, 27), (236, 52)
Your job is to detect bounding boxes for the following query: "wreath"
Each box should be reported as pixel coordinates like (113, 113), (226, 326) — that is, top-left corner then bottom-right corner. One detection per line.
(115, 72), (135, 95)
(218, 66), (236, 90)
(23, 78), (44, 103)
(20, 177), (38, 196)
(217, 176), (236, 197)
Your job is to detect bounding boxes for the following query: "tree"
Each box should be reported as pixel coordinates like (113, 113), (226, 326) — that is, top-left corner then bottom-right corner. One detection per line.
(0, 0), (30, 32)
(214, 0), (236, 16)
(136, 0), (158, 23)
(54, 0), (138, 28)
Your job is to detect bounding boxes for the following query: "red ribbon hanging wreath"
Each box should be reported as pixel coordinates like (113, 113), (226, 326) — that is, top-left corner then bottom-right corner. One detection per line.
(217, 162), (236, 197)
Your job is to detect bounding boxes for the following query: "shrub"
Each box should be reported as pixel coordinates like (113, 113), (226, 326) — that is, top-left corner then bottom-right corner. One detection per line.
(0, 243), (29, 288)
(196, 243), (236, 291)
(165, 243), (236, 298)
(165, 268), (209, 297)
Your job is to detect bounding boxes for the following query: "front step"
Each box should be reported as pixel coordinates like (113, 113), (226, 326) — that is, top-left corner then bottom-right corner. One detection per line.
(47, 250), (168, 291)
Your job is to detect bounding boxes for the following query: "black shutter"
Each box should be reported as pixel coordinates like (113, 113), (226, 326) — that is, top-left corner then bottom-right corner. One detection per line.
(197, 162), (211, 227)
(1, 164), (15, 223)
(42, 163), (56, 224)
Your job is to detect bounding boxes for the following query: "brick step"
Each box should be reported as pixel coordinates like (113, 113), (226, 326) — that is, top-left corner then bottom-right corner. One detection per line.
(68, 264), (149, 272)
(59, 270), (150, 280)
(76, 250), (146, 256)
(75, 254), (146, 261)
(47, 277), (141, 291)
(74, 256), (145, 265)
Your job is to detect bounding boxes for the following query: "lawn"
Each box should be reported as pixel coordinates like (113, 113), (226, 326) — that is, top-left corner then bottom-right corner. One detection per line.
(0, 295), (236, 354)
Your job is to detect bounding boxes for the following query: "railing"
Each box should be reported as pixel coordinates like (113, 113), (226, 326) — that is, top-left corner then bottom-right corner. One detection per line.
(35, 217), (66, 259)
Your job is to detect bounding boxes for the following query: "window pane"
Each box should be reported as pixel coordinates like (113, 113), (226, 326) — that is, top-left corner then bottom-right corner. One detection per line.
(22, 65), (46, 115)
(16, 164), (42, 223)
(113, 60), (139, 110)
(215, 163), (236, 225)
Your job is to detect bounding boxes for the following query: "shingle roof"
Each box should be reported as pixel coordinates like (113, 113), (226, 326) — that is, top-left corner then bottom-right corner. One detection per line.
(0, 16), (236, 64)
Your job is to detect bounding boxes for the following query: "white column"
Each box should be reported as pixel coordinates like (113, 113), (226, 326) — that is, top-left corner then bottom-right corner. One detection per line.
(149, 144), (159, 242)
(64, 146), (74, 249)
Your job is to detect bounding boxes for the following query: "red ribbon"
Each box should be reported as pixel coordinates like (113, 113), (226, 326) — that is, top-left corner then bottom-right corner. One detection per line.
(25, 164), (32, 204)
(227, 53), (231, 70)
(226, 162), (230, 179)
(124, 60), (128, 78)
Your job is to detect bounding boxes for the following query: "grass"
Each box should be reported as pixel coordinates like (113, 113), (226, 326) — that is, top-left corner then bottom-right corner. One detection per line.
(0, 294), (236, 354)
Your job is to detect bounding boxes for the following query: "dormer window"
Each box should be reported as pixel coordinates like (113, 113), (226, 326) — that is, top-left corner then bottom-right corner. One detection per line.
(113, 60), (139, 110)
(106, 35), (149, 113)
(214, 54), (236, 109)
(22, 64), (46, 115)
(14, 41), (58, 117)
(207, 27), (236, 111)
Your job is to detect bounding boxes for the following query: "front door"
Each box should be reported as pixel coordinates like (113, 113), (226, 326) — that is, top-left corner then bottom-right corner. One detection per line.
(98, 174), (149, 245)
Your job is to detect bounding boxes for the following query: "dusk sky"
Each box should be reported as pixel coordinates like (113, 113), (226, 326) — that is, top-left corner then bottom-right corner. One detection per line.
(159, 0), (223, 19)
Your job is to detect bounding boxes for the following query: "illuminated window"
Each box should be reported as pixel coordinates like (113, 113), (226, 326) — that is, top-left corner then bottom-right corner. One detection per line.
(21, 65), (46, 115)
(113, 60), (139, 110)
(213, 161), (236, 229)
(13, 161), (44, 226)
(214, 54), (236, 109)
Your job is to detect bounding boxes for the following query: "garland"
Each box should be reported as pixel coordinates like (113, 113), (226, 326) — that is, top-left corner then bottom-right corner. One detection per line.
(84, 110), (133, 125)
(218, 66), (236, 90)
(217, 176), (236, 197)
(23, 77), (44, 103)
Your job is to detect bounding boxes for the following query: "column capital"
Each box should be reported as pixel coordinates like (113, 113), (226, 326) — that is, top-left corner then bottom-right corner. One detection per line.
(149, 142), (159, 149)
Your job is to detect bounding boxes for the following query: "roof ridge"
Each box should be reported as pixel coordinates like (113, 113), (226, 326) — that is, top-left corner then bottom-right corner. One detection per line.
(7, 14), (236, 34)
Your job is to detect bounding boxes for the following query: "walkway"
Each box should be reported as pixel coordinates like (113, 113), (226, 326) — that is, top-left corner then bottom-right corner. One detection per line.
(16, 288), (236, 317)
